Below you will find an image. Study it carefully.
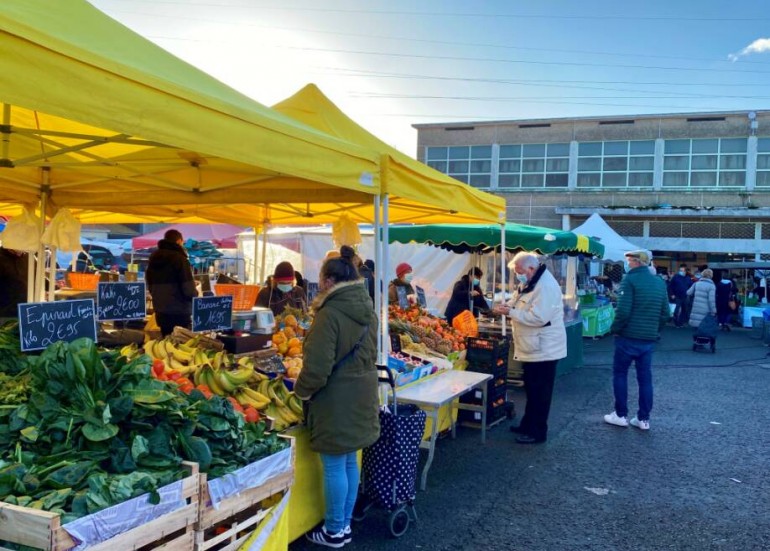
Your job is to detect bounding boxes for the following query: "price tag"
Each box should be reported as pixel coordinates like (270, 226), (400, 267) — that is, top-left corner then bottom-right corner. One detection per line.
(415, 286), (427, 308)
(96, 282), (146, 321)
(397, 286), (409, 309)
(18, 299), (97, 352)
(192, 295), (233, 332)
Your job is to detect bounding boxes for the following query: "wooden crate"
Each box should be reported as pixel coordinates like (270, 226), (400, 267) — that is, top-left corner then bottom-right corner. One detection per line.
(0, 462), (200, 551)
(194, 438), (295, 551)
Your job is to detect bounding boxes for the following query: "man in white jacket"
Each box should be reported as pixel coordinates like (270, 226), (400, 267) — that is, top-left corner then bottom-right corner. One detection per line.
(493, 252), (567, 444)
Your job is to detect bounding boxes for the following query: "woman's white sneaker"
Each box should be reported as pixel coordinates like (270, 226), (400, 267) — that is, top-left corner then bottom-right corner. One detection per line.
(630, 417), (650, 430)
(603, 411), (629, 427)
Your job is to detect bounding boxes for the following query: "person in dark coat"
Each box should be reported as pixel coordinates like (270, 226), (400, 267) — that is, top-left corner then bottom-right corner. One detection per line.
(256, 261), (307, 316)
(715, 275), (737, 331)
(145, 229), (198, 336)
(295, 246), (379, 548)
(668, 263), (693, 327)
(359, 259), (376, 303)
(0, 247), (29, 319)
(444, 267), (490, 325)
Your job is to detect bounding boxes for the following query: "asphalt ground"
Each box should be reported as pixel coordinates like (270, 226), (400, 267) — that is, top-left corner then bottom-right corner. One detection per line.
(290, 325), (770, 551)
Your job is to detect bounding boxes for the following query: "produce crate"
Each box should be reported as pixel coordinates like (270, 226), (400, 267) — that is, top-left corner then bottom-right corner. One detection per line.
(465, 357), (508, 380)
(67, 272), (100, 290)
(465, 335), (510, 364)
(194, 436), (295, 551)
(0, 462), (200, 551)
(214, 284), (260, 310)
(458, 396), (507, 428)
(171, 326), (225, 351)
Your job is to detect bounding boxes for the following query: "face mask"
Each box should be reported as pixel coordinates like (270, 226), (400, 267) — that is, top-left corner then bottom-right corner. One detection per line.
(679, 270), (685, 276)
(277, 283), (293, 293)
(695, 274), (702, 279)
(404, 273), (413, 283)
(472, 278), (480, 287)
(515, 273), (528, 284)
(623, 261), (631, 273)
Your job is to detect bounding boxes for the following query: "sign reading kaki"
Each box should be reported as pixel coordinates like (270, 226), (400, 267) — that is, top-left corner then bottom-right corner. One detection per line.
(97, 282), (146, 321)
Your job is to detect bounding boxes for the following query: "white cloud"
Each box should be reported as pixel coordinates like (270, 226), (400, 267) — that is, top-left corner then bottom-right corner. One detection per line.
(728, 38), (770, 61)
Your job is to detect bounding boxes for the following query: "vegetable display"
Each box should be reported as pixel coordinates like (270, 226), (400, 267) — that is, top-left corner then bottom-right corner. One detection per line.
(0, 338), (288, 523)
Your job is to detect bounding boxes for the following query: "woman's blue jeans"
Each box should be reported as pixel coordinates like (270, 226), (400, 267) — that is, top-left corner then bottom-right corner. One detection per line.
(320, 451), (359, 534)
(612, 336), (655, 421)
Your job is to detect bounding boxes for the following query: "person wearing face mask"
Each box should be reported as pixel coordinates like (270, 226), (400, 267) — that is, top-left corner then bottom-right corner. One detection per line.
(388, 262), (416, 305)
(145, 229), (198, 336)
(444, 267), (490, 325)
(668, 263), (693, 328)
(295, 245), (379, 548)
(256, 261), (308, 316)
(491, 252), (566, 444)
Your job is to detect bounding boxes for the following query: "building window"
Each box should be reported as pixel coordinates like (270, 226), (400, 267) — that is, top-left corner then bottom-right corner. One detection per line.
(577, 140), (654, 189)
(662, 138), (747, 188)
(425, 145), (492, 188)
(498, 143), (568, 189)
(757, 138), (770, 188)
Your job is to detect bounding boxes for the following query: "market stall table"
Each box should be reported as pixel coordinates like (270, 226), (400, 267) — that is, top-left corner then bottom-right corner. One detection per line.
(742, 305), (770, 328)
(390, 369), (492, 491)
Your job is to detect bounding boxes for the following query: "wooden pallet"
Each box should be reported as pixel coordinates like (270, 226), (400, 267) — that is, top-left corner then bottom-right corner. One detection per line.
(194, 437), (295, 551)
(0, 462), (200, 551)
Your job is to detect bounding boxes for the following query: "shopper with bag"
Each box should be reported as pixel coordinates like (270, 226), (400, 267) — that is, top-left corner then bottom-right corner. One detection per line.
(687, 269), (717, 330)
(295, 246), (379, 548)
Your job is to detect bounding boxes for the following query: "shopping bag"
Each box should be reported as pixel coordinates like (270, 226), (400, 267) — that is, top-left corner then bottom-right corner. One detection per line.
(41, 209), (81, 252)
(696, 314), (719, 339)
(451, 309), (478, 337)
(0, 207), (42, 251)
(728, 299), (737, 311)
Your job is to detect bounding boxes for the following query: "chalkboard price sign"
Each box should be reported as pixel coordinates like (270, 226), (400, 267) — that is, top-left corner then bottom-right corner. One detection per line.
(396, 286), (409, 309)
(97, 282), (146, 321)
(415, 286), (427, 308)
(18, 299), (97, 352)
(192, 295), (233, 332)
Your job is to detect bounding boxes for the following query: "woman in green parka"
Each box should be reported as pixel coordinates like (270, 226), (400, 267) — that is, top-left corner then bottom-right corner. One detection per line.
(295, 246), (380, 548)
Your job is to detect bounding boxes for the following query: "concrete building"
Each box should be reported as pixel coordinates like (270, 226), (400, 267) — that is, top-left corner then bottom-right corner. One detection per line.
(414, 110), (770, 271)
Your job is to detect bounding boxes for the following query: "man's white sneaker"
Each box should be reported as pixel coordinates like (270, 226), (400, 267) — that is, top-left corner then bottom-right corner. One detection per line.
(603, 411), (629, 427)
(630, 417), (650, 430)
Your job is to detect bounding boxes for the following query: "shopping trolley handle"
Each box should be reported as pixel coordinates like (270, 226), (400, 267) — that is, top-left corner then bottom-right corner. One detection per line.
(376, 364), (395, 388)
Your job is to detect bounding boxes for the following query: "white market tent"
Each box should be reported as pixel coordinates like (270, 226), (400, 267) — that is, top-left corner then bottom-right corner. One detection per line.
(572, 213), (641, 263)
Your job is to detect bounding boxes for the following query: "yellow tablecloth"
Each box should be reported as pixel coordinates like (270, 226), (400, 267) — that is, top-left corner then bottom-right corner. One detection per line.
(239, 491), (290, 551)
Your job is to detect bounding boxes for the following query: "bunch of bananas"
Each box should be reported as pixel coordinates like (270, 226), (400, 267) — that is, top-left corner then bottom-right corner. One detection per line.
(192, 355), (256, 396)
(247, 376), (304, 431)
(142, 337), (202, 375)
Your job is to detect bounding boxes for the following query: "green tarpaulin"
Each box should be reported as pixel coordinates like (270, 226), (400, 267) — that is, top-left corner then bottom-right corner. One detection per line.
(388, 223), (605, 257)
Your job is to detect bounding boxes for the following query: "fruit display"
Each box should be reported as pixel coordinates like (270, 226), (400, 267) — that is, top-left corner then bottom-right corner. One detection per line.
(283, 357), (303, 379)
(272, 306), (309, 380)
(246, 376), (304, 432)
(389, 304), (466, 355)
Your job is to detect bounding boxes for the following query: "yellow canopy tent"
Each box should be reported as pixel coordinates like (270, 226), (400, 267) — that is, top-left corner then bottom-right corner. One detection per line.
(0, 0), (380, 222)
(272, 84), (506, 225)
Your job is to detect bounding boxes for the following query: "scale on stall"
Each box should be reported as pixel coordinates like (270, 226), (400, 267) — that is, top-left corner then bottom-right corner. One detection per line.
(217, 306), (276, 354)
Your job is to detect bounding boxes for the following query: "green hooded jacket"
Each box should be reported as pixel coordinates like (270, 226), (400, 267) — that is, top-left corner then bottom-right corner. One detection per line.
(294, 281), (380, 455)
(611, 266), (670, 341)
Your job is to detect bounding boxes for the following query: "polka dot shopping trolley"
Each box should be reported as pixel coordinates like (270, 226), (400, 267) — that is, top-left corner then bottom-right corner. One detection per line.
(353, 366), (427, 538)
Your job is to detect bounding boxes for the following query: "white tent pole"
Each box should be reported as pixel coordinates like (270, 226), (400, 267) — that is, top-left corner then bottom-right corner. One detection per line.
(260, 224), (269, 284)
(500, 223), (506, 337)
(490, 249), (497, 311)
(47, 245), (57, 303)
(252, 228), (258, 284)
(373, 195), (383, 360)
(379, 194), (390, 365)
(35, 178), (49, 301)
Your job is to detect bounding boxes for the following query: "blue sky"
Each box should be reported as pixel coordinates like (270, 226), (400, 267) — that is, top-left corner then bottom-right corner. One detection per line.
(90, 0), (770, 154)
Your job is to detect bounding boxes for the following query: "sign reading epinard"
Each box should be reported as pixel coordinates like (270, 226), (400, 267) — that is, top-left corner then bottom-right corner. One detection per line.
(18, 299), (97, 352)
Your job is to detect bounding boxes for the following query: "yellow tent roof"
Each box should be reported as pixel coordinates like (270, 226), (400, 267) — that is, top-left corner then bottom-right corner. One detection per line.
(0, 0), (379, 218)
(272, 84), (506, 224)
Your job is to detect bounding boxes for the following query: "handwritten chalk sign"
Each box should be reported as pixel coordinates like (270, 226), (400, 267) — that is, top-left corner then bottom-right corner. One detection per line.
(18, 299), (97, 352)
(192, 295), (233, 332)
(396, 286), (409, 309)
(415, 286), (427, 308)
(97, 282), (146, 321)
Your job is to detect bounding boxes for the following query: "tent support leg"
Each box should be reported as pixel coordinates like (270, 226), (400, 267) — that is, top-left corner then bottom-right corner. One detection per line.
(500, 223), (506, 337)
(373, 195), (383, 362)
(35, 179), (49, 301)
(260, 223), (269, 285)
(379, 195), (390, 366)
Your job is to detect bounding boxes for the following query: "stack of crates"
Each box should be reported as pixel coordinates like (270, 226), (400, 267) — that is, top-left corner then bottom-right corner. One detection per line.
(458, 334), (510, 428)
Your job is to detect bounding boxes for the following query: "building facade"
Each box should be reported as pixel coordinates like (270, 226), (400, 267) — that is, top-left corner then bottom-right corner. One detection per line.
(414, 110), (770, 270)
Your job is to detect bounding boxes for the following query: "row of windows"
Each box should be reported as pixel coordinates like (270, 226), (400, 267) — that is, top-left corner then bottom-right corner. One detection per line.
(426, 137), (770, 189)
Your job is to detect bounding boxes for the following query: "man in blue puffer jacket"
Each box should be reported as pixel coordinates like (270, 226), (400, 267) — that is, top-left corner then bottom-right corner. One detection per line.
(604, 250), (670, 432)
